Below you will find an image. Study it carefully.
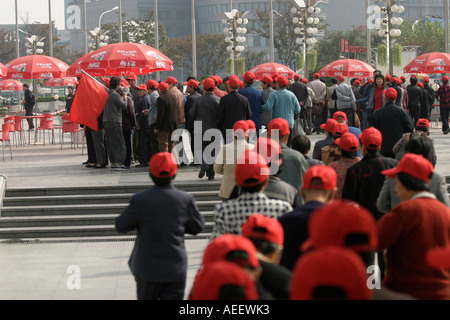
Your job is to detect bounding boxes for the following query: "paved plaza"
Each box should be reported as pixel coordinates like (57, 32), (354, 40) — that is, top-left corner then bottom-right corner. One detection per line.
(0, 123), (449, 300)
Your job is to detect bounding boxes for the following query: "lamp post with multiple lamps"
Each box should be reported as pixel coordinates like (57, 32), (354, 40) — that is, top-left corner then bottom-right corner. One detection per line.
(373, 0), (405, 75)
(222, 9), (249, 75)
(88, 28), (110, 52)
(290, 0), (321, 79)
(25, 35), (46, 99)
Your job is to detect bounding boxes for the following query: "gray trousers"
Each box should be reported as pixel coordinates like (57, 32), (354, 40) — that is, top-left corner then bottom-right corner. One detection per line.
(91, 128), (108, 166)
(103, 121), (126, 166)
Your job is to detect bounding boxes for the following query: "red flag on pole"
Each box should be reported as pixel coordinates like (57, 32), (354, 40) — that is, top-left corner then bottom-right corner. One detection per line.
(68, 71), (108, 131)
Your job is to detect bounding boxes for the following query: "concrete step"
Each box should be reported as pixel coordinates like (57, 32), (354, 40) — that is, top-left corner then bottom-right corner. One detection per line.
(0, 211), (215, 228)
(3, 191), (220, 207)
(0, 223), (214, 239)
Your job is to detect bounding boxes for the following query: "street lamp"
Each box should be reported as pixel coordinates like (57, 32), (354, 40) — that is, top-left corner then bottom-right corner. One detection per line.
(291, 0), (321, 78)
(222, 9), (249, 75)
(88, 28), (110, 52)
(373, 0), (405, 75)
(98, 6), (119, 30)
(25, 35), (46, 55)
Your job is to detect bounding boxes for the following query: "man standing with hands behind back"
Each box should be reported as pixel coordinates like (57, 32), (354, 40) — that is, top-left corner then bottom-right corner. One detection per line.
(22, 83), (36, 130)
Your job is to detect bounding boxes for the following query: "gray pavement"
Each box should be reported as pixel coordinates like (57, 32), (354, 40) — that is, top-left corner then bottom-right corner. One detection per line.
(0, 123), (449, 300)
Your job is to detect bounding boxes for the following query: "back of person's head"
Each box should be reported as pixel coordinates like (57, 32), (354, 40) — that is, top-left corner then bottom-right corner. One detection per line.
(235, 149), (270, 193)
(410, 77), (418, 85)
(149, 152), (177, 186)
(405, 135), (432, 160)
(291, 135), (311, 155)
(331, 78), (338, 85)
(109, 76), (121, 90)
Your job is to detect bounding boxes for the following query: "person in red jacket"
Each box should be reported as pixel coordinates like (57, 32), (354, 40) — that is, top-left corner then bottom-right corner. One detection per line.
(377, 153), (450, 300)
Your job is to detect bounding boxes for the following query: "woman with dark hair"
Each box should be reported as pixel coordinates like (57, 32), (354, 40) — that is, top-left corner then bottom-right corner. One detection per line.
(102, 76), (129, 170)
(361, 74), (386, 129)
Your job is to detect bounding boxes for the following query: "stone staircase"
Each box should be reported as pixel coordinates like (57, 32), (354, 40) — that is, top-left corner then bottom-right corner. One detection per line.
(0, 182), (221, 241)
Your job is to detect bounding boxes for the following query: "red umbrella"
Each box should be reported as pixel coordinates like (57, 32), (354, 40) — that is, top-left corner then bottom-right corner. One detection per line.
(44, 77), (78, 87)
(5, 54), (69, 79)
(0, 79), (23, 91)
(318, 59), (375, 78)
(250, 63), (296, 80)
(403, 52), (450, 74)
(76, 42), (173, 76)
(0, 63), (7, 79)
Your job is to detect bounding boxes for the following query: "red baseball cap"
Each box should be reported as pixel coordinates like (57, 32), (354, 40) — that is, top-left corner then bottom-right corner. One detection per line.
(202, 77), (216, 90)
(426, 248), (450, 269)
(235, 149), (270, 187)
(294, 74), (301, 80)
(146, 79), (159, 89)
(202, 233), (260, 269)
(232, 120), (249, 137)
(335, 132), (359, 152)
(423, 77), (430, 84)
(136, 84), (147, 91)
(401, 76), (406, 81)
(301, 78), (308, 84)
(290, 246), (372, 300)
(126, 74), (137, 81)
(241, 214), (284, 246)
(442, 76), (449, 82)
(381, 153), (434, 183)
(302, 165), (337, 191)
(184, 79), (199, 88)
(268, 118), (290, 136)
(359, 127), (382, 150)
(313, 73), (320, 79)
(320, 118), (338, 133)
(333, 111), (347, 121)
(272, 73), (280, 82)
(338, 75), (345, 82)
(228, 75), (241, 89)
(384, 87), (397, 100)
(301, 200), (378, 253)
(416, 118), (430, 128)
(417, 82), (424, 88)
(277, 75), (289, 88)
(332, 123), (349, 137)
(367, 78), (374, 84)
(262, 75), (273, 84)
(246, 120), (256, 130)
(212, 75), (223, 85)
(149, 152), (177, 178)
(165, 76), (177, 85)
(353, 80), (361, 86)
(158, 81), (169, 92)
(190, 261), (258, 300)
(242, 71), (256, 83)
(411, 74), (417, 78)
(255, 137), (282, 168)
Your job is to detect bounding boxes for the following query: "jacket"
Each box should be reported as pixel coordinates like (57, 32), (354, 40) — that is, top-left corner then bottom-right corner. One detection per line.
(332, 82), (356, 110)
(103, 89), (128, 124)
(308, 79), (327, 102)
(189, 92), (220, 133)
(217, 90), (252, 139)
(239, 85), (264, 129)
(261, 88), (300, 128)
(155, 92), (179, 132)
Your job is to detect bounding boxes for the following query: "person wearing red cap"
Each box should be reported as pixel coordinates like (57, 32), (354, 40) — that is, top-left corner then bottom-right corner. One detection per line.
(422, 76), (435, 119)
(155, 82), (179, 153)
(278, 165), (337, 271)
(145, 80), (160, 162)
(165, 76), (185, 126)
(214, 120), (251, 199)
(120, 84), (137, 169)
(241, 214), (292, 300)
(406, 76), (423, 126)
(311, 118), (337, 159)
(288, 74), (310, 134)
(211, 75), (227, 98)
(319, 122), (349, 165)
(115, 152), (205, 300)
(377, 153), (450, 300)
(189, 77), (221, 180)
(369, 87), (414, 158)
(392, 118), (436, 167)
(308, 73), (327, 134)
(290, 246), (372, 300)
(126, 74), (140, 112)
(262, 76), (301, 147)
(239, 71), (265, 134)
(331, 75), (357, 127)
(134, 84), (153, 167)
(183, 78), (202, 165)
(436, 75), (450, 134)
(378, 134), (449, 214)
(260, 75), (275, 131)
(329, 133), (361, 199)
(211, 149), (292, 239)
(217, 75), (252, 144)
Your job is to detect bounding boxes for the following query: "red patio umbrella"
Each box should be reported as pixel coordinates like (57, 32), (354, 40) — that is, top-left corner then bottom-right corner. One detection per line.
(44, 77), (78, 87)
(403, 52), (450, 74)
(5, 54), (69, 79)
(0, 79), (23, 91)
(250, 63), (296, 81)
(318, 59), (375, 78)
(0, 63), (7, 79)
(75, 42), (173, 76)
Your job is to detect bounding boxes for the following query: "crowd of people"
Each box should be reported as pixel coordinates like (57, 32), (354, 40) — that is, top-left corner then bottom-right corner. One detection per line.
(67, 67), (450, 300)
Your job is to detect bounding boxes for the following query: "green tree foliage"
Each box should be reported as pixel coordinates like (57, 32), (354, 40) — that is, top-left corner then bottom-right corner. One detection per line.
(399, 18), (445, 54)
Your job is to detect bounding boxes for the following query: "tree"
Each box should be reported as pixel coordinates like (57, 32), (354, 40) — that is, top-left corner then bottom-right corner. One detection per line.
(0, 28), (17, 63)
(243, 50), (267, 71)
(399, 18), (444, 54)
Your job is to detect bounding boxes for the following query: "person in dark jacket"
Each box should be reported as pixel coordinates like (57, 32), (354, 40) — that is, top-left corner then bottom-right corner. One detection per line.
(406, 76), (423, 126)
(115, 152), (205, 300)
(65, 86), (75, 114)
(239, 71), (264, 135)
(184, 79), (202, 165)
(217, 75), (252, 144)
(122, 86), (136, 168)
(155, 82), (179, 153)
(369, 88), (414, 158)
(22, 83), (35, 130)
(189, 77), (220, 180)
(423, 77), (435, 119)
(135, 84), (151, 167)
(289, 74), (309, 134)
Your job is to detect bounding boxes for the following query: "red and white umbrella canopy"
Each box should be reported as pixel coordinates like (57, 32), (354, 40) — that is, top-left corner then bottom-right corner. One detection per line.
(5, 55), (69, 79)
(44, 77), (78, 87)
(0, 63), (7, 79)
(318, 59), (375, 78)
(0, 79), (24, 91)
(250, 63), (296, 80)
(403, 52), (450, 74)
(76, 42), (174, 76)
